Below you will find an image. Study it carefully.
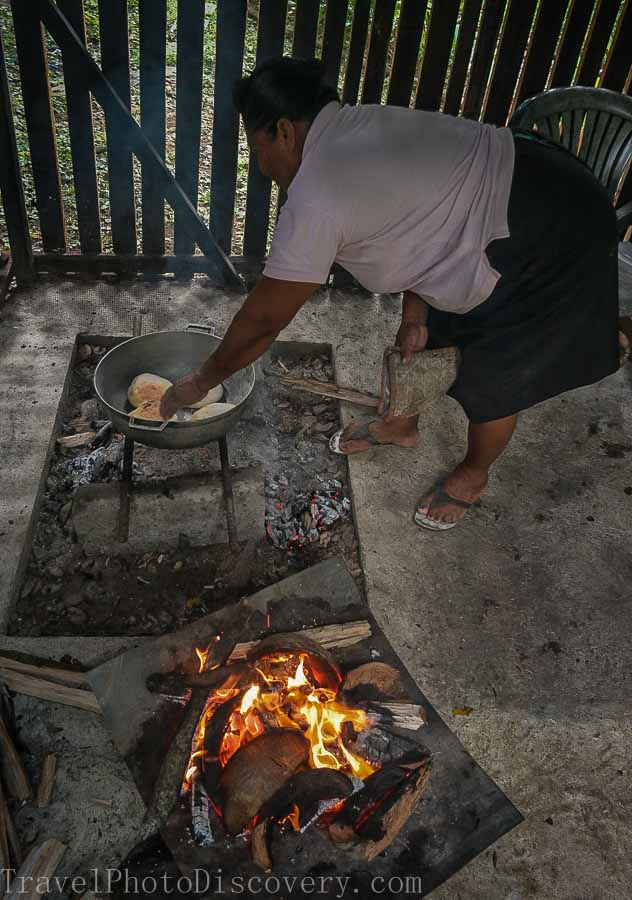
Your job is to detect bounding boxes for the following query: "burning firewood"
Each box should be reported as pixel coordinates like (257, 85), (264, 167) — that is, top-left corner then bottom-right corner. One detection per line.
(328, 753), (432, 857)
(247, 633), (341, 691)
(357, 759), (433, 860)
(143, 631), (246, 833)
(145, 662), (249, 697)
(219, 730), (310, 835)
(257, 768), (354, 826)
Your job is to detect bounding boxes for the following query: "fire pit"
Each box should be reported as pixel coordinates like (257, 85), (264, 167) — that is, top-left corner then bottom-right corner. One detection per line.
(89, 560), (523, 896)
(177, 630), (432, 868)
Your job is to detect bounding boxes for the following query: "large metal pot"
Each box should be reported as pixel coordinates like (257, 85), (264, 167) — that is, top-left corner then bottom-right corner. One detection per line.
(93, 324), (256, 449)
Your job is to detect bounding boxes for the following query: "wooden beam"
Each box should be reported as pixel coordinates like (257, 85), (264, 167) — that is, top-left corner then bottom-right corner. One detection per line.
(36, 753), (57, 808)
(0, 32), (34, 285)
(5, 840), (66, 900)
(37, 0), (246, 293)
(0, 717), (31, 802)
(0, 670), (100, 715)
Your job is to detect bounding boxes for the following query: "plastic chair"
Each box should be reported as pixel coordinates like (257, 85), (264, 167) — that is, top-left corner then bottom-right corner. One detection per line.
(509, 86), (632, 239)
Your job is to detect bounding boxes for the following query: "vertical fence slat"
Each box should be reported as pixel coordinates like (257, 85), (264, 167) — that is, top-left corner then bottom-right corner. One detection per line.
(57, 0), (101, 254)
(443, 0), (484, 116)
(210, 0), (247, 253)
(293, 0), (320, 58)
(550, 0), (594, 87)
(414, 0), (460, 111)
(516, 0), (568, 107)
(243, 0), (288, 259)
(461, 0), (506, 120)
(602, 3), (632, 91)
(98, 0), (136, 254)
(484, 0), (539, 125)
(139, 0), (166, 255)
(174, 0), (205, 257)
(0, 29), (34, 283)
(10, 1), (66, 251)
(387, 0), (428, 107)
(361, 0), (397, 103)
(322, 0), (349, 89)
(342, 0), (371, 104)
(575, 1), (620, 87)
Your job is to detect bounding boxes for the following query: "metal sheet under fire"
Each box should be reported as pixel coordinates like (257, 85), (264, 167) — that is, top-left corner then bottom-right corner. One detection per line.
(88, 559), (522, 896)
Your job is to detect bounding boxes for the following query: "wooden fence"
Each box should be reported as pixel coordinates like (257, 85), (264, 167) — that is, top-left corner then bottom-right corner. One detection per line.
(0, 0), (631, 291)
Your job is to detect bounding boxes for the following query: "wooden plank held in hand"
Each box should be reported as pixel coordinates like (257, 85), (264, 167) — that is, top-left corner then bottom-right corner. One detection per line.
(36, 753), (57, 808)
(5, 839), (66, 900)
(0, 671), (100, 715)
(0, 717), (31, 802)
(278, 374), (380, 408)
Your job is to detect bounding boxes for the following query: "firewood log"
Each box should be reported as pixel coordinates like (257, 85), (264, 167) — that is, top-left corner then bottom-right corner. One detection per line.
(246, 633), (341, 691)
(0, 717), (31, 801)
(220, 730), (310, 835)
(251, 820), (273, 872)
(36, 754), (57, 808)
(4, 839), (66, 900)
(256, 769), (354, 826)
(342, 662), (407, 702)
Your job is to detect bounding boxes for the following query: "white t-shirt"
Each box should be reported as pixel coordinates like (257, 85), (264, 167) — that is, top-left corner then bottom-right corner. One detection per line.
(263, 101), (515, 314)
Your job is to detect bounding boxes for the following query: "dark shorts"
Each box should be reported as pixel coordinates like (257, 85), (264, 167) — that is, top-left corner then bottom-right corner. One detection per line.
(427, 132), (620, 423)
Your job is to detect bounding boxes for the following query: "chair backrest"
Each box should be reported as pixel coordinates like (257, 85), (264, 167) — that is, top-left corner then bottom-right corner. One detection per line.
(509, 86), (632, 204)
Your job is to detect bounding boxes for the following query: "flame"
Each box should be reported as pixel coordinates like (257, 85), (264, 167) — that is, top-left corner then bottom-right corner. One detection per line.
(279, 803), (301, 832)
(183, 651), (377, 807)
(213, 655), (375, 778)
(195, 635), (220, 673)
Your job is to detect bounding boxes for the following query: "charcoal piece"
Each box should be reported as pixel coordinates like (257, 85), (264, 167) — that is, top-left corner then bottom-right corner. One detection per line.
(251, 819), (272, 872)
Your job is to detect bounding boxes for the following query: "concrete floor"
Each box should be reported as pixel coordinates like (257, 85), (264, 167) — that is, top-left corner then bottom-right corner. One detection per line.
(0, 274), (630, 897)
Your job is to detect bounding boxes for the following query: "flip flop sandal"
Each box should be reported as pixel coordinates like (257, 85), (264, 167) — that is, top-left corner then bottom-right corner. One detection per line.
(329, 421), (385, 456)
(413, 482), (472, 531)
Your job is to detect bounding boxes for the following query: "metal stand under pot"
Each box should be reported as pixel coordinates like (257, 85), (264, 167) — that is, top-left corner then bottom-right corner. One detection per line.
(93, 320), (256, 547)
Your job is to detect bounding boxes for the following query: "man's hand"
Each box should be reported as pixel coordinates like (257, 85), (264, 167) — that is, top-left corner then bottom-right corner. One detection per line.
(396, 321), (428, 363)
(159, 372), (208, 419)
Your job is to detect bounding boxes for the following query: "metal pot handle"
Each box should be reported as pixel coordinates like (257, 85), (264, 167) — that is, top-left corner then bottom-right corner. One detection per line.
(186, 322), (216, 335)
(128, 416), (170, 432)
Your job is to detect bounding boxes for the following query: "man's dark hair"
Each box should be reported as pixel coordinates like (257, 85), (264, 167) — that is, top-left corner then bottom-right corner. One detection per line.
(234, 57), (340, 135)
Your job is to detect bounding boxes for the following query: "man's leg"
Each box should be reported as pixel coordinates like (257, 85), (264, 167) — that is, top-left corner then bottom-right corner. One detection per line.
(417, 414), (518, 525)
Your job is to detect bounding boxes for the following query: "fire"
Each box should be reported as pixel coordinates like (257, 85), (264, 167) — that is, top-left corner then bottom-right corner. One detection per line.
(215, 653), (375, 780)
(183, 648), (376, 805)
